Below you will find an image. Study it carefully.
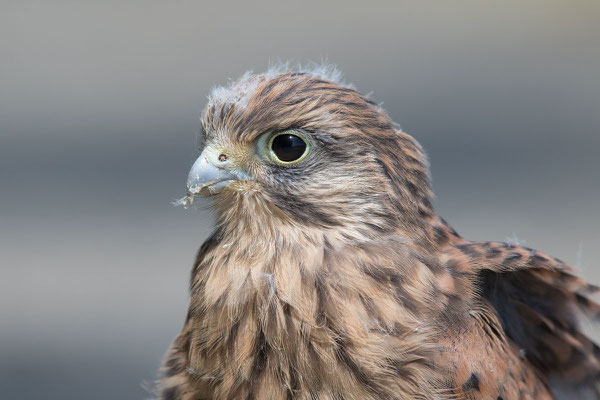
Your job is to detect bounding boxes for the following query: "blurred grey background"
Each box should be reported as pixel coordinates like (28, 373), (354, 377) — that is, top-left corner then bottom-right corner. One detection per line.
(1, 1), (599, 399)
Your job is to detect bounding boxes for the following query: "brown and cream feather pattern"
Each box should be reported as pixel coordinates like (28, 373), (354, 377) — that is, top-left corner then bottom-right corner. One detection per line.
(157, 66), (600, 399)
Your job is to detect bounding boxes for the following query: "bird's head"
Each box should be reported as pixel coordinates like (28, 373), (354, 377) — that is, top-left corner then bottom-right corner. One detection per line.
(183, 66), (435, 241)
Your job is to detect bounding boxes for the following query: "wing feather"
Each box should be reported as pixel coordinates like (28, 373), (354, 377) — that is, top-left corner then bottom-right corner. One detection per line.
(448, 241), (600, 398)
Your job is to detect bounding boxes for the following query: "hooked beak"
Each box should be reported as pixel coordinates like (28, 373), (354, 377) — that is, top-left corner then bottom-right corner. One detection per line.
(186, 150), (238, 196)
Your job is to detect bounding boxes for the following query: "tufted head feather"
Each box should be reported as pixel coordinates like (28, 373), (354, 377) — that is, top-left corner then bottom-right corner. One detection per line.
(208, 63), (349, 111)
(196, 65), (436, 242)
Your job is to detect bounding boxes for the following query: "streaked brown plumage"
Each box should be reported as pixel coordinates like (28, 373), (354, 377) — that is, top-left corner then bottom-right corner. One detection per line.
(157, 66), (600, 399)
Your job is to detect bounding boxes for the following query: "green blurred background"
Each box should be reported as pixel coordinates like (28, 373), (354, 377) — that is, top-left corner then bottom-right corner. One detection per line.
(1, 1), (599, 399)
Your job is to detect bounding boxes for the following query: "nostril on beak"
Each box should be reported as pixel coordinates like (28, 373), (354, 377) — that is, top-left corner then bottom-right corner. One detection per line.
(218, 153), (228, 162)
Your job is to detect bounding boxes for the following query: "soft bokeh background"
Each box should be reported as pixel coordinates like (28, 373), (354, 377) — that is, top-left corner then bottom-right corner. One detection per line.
(1, 1), (599, 399)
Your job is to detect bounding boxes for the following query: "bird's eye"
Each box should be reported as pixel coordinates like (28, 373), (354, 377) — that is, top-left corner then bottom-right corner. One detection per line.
(268, 131), (309, 164)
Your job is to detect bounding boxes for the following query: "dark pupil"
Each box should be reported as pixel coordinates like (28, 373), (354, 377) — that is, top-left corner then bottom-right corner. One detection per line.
(271, 134), (306, 162)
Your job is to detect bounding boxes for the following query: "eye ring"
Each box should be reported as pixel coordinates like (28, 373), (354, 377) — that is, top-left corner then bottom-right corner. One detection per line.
(267, 130), (310, 164)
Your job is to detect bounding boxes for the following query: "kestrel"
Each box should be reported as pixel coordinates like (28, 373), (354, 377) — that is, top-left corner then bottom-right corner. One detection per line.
(157, 66), (600, 399)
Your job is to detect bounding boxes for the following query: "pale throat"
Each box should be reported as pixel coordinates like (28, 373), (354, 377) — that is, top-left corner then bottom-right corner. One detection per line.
(196, 193), (360, 310)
